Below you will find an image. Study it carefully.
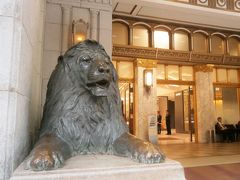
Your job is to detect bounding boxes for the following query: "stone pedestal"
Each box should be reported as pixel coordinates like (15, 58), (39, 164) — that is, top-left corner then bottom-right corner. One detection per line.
(10, 155), (185, 180)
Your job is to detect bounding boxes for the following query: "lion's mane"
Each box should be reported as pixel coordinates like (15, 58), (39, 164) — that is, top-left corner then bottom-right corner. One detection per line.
(40, 40), (128, 155)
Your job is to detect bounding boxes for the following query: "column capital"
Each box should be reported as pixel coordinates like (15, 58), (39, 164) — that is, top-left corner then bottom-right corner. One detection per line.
(90, 8), (100, 15)
(135, 59), (157, 68)
(194, 64), (214, 72)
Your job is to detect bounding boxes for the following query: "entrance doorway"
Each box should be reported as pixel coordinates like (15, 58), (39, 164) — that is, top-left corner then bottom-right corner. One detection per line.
(157, 84), (195, 143)
(119, 82), (134, 134)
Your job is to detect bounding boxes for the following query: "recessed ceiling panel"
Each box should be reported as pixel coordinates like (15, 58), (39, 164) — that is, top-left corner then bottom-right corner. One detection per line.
(115, 2), (136, 14)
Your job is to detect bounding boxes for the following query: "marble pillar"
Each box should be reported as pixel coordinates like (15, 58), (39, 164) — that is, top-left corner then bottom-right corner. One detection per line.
(61, 5), (72, 54)
(134, 59), (158, 141)
(98, 10), (112, 56)
(194, 65), (216, 143)
(0, 0), (45, 179)
(90, 9), (99, 41)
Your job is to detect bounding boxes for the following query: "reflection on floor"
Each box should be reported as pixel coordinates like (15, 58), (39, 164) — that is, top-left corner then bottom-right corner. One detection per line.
(159, 142), (240, 167)
(158, 129), (195, 144)
(157, 131), (240, 179)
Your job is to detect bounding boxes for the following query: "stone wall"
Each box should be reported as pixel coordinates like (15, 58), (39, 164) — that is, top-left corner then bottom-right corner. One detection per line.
(42, 0), (112, 109)
(0, 0), (45, 179)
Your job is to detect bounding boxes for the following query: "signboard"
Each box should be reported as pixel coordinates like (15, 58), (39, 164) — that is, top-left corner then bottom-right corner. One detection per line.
(148, 115), (158, 144)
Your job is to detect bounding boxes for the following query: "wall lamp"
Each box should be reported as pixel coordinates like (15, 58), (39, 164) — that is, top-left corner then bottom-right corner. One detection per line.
(72, 19), (88, 45)
(144, 69), (153, 88)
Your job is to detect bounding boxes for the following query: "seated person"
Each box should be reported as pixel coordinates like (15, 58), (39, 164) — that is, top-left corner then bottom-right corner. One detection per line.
(215, 117), (235, 142)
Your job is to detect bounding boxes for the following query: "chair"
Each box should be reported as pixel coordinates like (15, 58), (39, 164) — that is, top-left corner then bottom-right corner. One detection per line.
(215, 124), (224, 142)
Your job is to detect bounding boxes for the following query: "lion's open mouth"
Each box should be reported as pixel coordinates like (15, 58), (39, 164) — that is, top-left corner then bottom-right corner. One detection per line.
(87, 79), (110, 89)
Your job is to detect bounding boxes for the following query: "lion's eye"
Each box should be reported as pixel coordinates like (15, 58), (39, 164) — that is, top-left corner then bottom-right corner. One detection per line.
(81, 56), (91, 63)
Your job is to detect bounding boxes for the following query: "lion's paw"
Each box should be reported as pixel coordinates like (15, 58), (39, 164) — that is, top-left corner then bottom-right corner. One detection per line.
(131, 143), (165, 164)
(25, 149), (64, 171)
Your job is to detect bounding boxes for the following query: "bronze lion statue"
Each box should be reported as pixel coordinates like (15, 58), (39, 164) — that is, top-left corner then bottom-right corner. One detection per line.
(25, 40), (165, 171)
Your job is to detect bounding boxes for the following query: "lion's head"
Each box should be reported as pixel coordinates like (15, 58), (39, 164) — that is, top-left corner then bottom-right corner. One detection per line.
(60, 40), (116, 97)
(40, 40), (127, 153)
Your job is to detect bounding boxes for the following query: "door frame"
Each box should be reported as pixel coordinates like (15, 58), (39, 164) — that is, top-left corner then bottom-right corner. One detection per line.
(157, 81), (197, 142)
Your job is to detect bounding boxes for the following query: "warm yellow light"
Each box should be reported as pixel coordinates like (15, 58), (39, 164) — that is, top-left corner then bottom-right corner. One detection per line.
(144, 70), (153, 87)
(77, 36), (83, 41)
(154, 30), (169, 49)
(75, 34), (85, 43)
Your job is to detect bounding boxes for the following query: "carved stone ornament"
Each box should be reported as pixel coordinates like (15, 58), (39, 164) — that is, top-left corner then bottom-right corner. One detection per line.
(135, 58), (157, 68)
(157, 49), (190, 62)
(224, 55), (240, 65)
(216, 0), (227, 7)
(197, 0), (208, 6)
(113, 45), (157, 59)
(113, 45), (240, 66)
(235, 0), (240, 11)
(25, 40), (165, 171)
(191, 53), (223, 64)
(194, 64), (214, 72)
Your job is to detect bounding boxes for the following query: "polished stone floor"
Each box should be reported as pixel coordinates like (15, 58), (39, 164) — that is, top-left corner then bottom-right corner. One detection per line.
(184, 163), (240, 180)
(158, 136), (240, 179)
(159, 141), (240, 167)
(158, 130), (195, 144)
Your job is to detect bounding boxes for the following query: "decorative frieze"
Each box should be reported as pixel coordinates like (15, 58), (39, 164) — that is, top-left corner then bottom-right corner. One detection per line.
(170, 0), (240, 12)
(234, 0), (240, 11)
(216, 0), (227, 9)
(112, 45), (157, 59)
(157, 49), (190, 62)
(224, 55), (240, 65)
(112, 45), (240, 66)
(191, 53), (223, 64)
(197, 0), (208, 6)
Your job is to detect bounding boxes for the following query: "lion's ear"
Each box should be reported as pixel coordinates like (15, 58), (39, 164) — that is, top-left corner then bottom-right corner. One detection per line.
(58, 55), (63, 64)
(58, 55), (71, 72)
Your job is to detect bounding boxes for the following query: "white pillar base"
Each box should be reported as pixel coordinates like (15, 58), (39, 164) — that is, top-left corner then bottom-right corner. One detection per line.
(10, 155), (185, 180)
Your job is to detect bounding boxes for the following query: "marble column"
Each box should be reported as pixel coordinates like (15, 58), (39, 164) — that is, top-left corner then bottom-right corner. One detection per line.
(98, 10), (112, 56)
(90, 9), (99, 41)
(0, 0), (45, 179)
(61, 5), (72, 54)
(134, 59), (158, 141)
(194, 65), (216, 143)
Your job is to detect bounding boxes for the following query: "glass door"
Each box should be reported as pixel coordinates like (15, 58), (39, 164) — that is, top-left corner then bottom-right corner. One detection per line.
(183, 87), (194, 134)
(119, 82), (134, 134)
